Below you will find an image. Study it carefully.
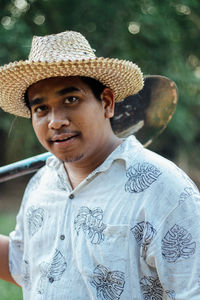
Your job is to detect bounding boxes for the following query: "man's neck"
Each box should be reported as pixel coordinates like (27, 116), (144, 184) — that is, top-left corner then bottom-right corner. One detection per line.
(64, 136), (122, 189)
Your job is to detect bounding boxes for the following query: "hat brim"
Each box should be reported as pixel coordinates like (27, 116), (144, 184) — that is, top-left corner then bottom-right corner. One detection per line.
(0, 57), (143, 118)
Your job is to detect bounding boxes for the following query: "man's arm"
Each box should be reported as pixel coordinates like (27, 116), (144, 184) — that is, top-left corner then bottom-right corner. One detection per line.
(147, 189), (200, 299)
(0, 234), (18, 285)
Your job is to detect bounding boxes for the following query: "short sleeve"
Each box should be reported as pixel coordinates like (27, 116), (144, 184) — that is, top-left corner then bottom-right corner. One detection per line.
(9, 203), (25, 286)
(9, 167), (44, 285)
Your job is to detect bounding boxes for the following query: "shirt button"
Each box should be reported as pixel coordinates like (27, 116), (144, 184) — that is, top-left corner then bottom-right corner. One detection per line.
(49, 277), (54, 283)
(69, 194), (74, 199)
(60, 235), (65, 240)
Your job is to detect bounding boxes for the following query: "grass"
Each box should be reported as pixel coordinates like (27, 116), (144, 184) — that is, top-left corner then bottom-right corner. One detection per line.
(0, 212), (23, 300)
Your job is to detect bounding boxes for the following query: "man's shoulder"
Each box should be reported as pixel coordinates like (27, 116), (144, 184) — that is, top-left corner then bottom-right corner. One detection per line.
(24, 154), (64, 193)
(126, 140), (174, 171)
(25, 165), (48, 194)
(126, 143), (197, 191)
(123, 136), (179, 173)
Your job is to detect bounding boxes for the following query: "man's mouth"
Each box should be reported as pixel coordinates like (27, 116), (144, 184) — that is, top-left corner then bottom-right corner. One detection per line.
(50, 133), (80, 143)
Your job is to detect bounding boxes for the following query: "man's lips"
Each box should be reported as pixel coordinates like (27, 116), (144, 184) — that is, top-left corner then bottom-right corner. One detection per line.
(49, 132), (80, 143)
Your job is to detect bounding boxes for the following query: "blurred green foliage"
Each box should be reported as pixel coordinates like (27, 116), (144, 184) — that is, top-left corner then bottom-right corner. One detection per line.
(0, 212), (23, 299)
(0, 0), (200, 182)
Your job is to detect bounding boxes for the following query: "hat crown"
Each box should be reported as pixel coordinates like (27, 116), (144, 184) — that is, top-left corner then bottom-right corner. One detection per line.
(28, 30), (96, 62)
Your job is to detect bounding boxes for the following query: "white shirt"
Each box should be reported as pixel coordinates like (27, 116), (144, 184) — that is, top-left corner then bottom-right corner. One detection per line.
(9, 136), (200, 299)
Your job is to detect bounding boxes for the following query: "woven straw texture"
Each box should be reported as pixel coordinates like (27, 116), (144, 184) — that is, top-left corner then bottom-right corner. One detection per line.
(0, 30), (144, 118)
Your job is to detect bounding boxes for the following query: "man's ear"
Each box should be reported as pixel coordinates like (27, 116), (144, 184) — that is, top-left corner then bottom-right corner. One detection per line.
(101, 88), (115, 119)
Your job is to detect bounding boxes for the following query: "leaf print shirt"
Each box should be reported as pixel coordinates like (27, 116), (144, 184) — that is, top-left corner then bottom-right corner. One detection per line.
(9, 135), (200, 299)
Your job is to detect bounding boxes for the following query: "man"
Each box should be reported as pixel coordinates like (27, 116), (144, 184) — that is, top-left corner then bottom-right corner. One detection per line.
(0, 30), (200, 299)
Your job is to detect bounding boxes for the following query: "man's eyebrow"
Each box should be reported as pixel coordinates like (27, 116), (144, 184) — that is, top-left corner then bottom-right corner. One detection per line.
(56, 86), (80, 96)
(28, 87), (81, 107)
(28, 98), (44, 108)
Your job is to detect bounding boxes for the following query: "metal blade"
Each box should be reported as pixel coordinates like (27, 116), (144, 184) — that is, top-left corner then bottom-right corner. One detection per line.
(111, 75), (178, 146)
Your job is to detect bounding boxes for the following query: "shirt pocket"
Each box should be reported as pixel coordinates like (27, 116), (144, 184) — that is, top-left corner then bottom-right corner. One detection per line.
(103, 224), (131, 261)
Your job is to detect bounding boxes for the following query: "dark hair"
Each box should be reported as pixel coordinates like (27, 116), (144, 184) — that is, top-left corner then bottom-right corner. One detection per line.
(24, 90), (30, 110)
(79, 76), (107, 101)
(24, 76), (107, 111)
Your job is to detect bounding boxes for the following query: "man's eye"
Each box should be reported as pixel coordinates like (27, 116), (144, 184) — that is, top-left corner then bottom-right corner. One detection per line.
(34, 105), (48, 113)
(64, 96), (79, 104)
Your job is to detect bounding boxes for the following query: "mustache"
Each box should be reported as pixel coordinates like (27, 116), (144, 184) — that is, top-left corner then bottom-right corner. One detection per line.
(48, 130), (81, 143)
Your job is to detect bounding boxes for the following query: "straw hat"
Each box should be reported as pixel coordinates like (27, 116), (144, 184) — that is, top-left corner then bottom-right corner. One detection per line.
(0, 30), (144, 118)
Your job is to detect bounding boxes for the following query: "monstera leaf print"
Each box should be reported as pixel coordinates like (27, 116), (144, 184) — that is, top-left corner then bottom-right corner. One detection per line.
(37, 249), (67, 294)
(22, 260), (31, 291)
(125, 163), (161, 193)
(47, 250), (67, 282)
(26, 206), (45, 237)
(179, 186), (199, 204)
(162, 224), (196, 263)
(140, 276), (163, 300)
(74, 206), (106, 244)
(131, 221), (156, 256)
(165, 290), (176, 299)
(90, 264), (125, 300)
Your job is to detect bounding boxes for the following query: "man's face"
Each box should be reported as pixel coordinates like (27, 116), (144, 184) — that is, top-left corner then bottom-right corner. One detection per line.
(27, 77), (115, 164)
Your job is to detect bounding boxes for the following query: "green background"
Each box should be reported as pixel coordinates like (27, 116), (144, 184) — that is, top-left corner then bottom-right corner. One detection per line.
(0, 0), (200, 298)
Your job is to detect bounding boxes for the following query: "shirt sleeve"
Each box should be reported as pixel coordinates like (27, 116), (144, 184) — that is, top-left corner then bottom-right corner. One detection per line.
(9, 168), (44, 286)
(9, 202), (25, 286)
(146, 179), (200, 299)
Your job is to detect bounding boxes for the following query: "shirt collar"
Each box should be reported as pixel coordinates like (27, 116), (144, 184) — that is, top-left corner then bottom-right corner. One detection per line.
(93, 135), (143, 173)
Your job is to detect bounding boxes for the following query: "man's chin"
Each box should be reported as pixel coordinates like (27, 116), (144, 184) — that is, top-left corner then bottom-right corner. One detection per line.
(60, 153), (84, 163)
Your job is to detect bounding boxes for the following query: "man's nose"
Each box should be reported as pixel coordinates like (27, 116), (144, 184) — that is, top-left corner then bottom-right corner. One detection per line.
(48, 110), (70, 130)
